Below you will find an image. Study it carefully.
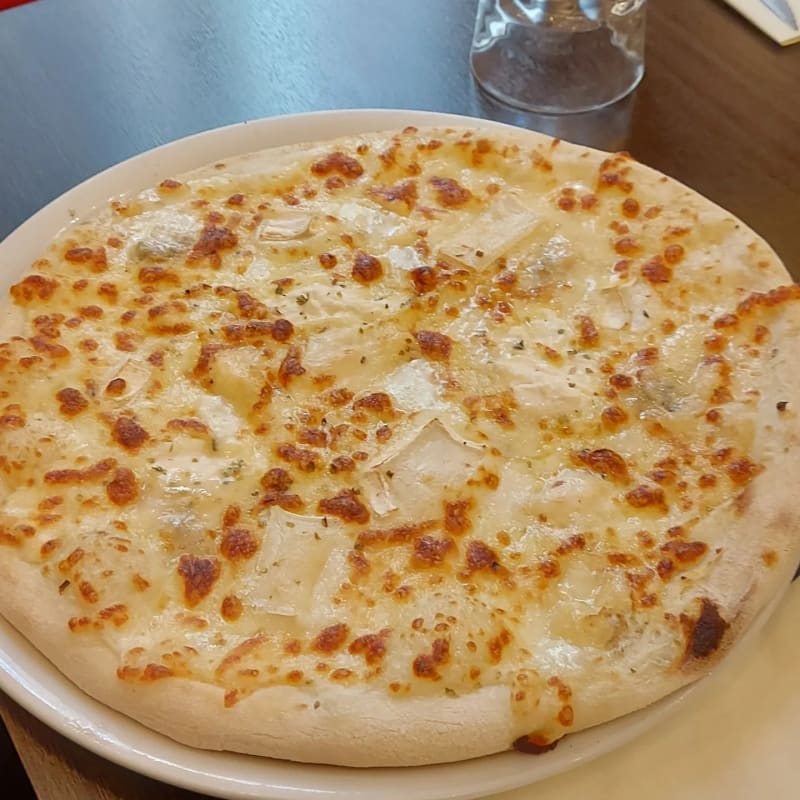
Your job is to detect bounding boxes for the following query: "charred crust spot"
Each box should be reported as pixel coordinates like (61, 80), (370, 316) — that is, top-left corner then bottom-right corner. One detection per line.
(317, 489), (370, 524)
(513, 734), (561, 755)
(312, 623), (350, 654)
(414, 330), (452, 361)
(682, 598), (729, 660)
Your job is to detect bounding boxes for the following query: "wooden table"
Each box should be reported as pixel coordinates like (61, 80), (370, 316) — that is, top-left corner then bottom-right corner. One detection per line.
(0, 0), (798, 797)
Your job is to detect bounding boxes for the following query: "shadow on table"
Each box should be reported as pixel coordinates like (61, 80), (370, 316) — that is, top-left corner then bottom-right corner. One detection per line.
(469, 83), (637, 152)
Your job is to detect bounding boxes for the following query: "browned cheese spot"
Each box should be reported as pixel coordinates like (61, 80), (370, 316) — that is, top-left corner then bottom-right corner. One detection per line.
(429, 176), (472, 207)
(220, 595), (242, 621)
(412, 534), (455, 567)
(487, 628), (512, 664)
(311, 151), (364, 179)
(56, 387), (88, 417)
(188, 225), (238, 263)
(412, 637), (450, 679)
(351, 251), (384, 284)
(261, 468), (292, 492)
(573, 448), (629, 483)
(641, 256), (672, 284)
(65, 246), (108, 272)
(348, 629), (390, 665)
(414, 330), (452, 361)
(111, 417), (150, 451)
(10, 274), (59, 304)
(106, 467), (139, 506)
(311, 623), (350, 654)
(277, 345), (306, 387)
(177, 555), (221, 608)
(368, 179), (418, 209)
(444, 499), (473, 536)
(625, 484), (666, 511)
(464, 540), (505, 575)
(317, 489), (370, 524)
(220, 528), (259, 562)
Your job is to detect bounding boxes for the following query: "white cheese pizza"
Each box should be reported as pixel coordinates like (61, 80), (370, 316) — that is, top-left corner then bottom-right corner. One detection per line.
(1, 125), (799, 766)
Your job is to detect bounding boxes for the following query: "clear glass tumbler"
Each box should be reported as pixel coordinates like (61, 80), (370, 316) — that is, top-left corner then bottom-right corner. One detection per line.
(471, 0), (647, 114)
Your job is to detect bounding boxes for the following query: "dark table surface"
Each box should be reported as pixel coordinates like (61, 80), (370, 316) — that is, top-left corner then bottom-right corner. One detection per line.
(0, 0), (799, 798)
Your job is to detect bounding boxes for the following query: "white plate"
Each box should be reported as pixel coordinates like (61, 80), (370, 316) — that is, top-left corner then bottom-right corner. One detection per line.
(0, 108), (767, 800)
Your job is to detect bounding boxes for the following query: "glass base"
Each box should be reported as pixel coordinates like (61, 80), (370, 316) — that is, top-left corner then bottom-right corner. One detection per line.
(470, 1), (646, 115)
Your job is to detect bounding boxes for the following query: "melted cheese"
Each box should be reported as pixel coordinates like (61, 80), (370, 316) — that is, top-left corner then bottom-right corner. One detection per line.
(0, 126), (795, 755)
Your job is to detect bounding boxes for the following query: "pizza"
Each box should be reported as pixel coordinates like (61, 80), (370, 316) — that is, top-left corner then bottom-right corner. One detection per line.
(1, 124), (799, 768)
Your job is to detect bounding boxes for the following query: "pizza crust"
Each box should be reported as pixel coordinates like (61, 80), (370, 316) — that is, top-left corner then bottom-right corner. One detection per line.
(1, 125), (799, 766)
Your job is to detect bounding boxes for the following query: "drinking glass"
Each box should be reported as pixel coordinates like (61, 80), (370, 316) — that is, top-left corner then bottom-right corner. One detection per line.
(471, 0), (647, 114)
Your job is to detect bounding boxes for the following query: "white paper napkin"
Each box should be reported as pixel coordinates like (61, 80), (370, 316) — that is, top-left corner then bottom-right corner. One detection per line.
(487, 580), (800, 800)
(724, 0), (800, 45)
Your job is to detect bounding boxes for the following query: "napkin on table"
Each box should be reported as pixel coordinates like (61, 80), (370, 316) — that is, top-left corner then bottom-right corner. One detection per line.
(723, 0), (800, 45)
